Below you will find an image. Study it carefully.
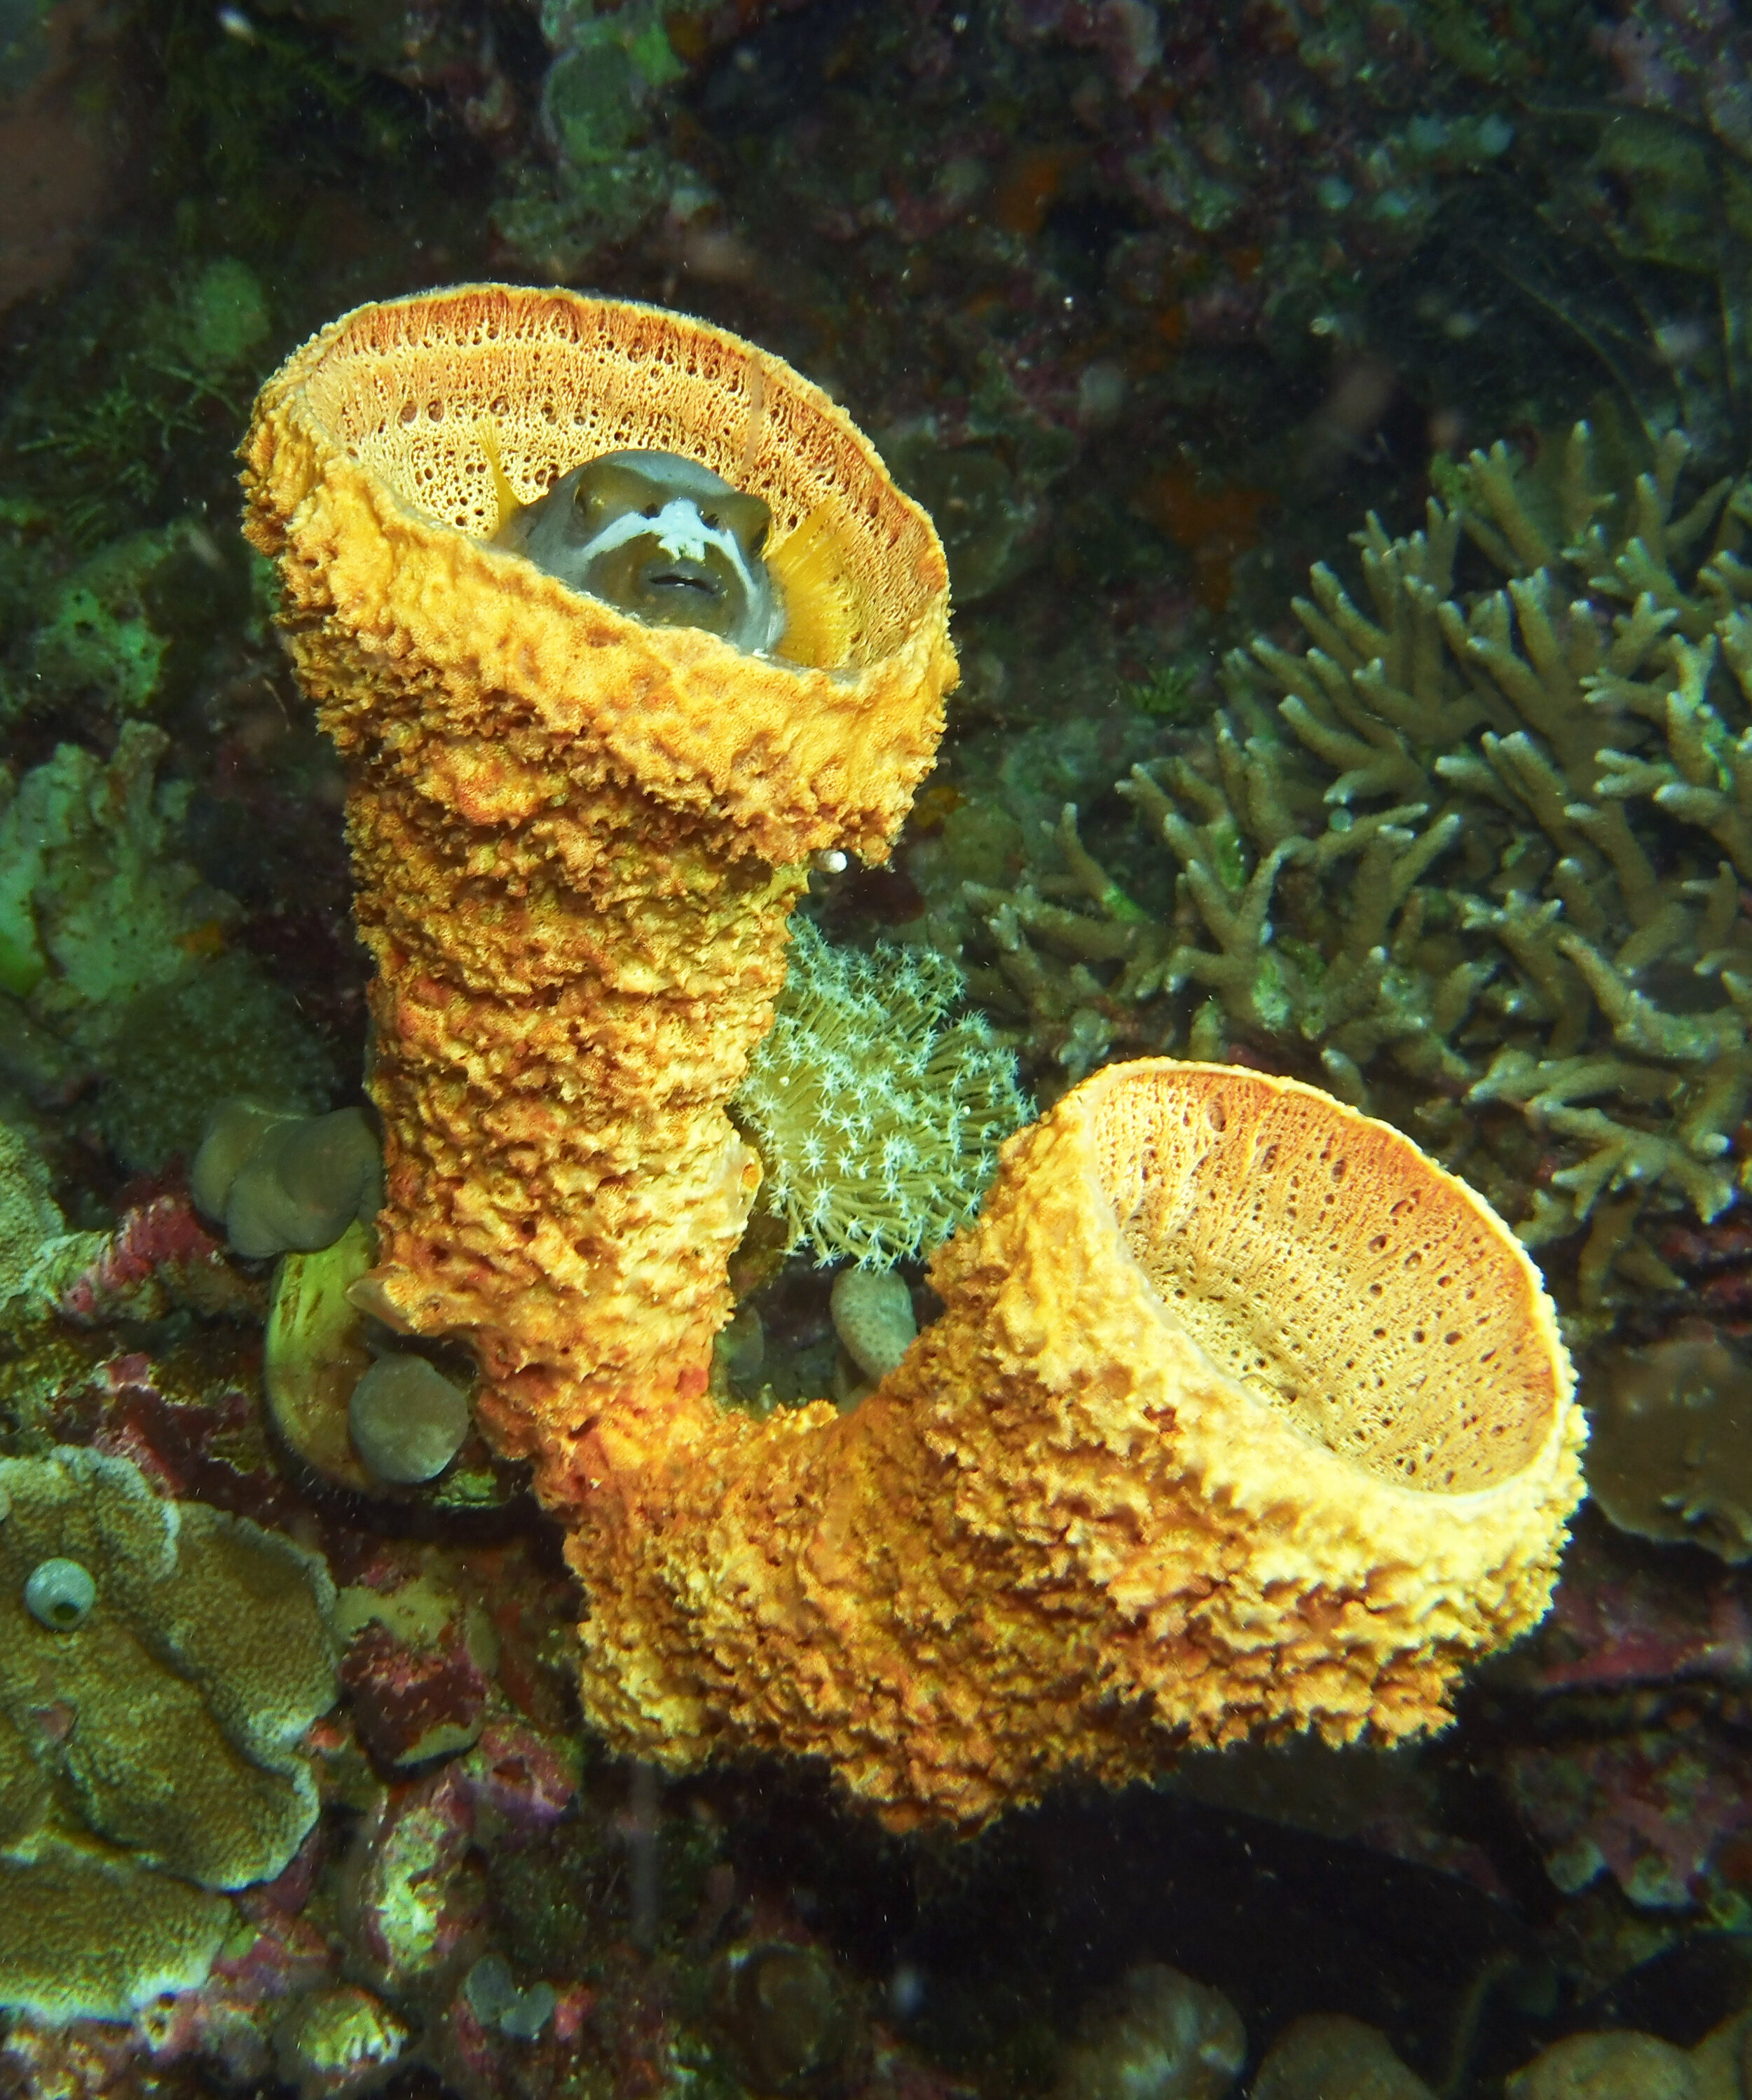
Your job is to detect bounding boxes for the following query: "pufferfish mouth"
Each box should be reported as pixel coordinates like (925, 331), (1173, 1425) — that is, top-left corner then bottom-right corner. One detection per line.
(641, 559), (725, 601)
(603, 547), (748, 632)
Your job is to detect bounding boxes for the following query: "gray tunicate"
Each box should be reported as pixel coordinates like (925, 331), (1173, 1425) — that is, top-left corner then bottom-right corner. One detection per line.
(464, 1952), (556, 2041)
(227, 1108), (382, 1260)
(348, 1354), (471, 1485)
(465, 1953), (516, 2024)
(25, 1557), (96, 1631)
(191, 1098), (290, 1223)
(1056, 1963), (1246, 2100)
(500, 1982), (558, 2043)
(194, 1099), (382, 1261)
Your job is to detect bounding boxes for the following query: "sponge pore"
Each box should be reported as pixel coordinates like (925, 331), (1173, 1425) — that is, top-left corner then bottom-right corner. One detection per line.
(1094, 1066), (1563, 1492)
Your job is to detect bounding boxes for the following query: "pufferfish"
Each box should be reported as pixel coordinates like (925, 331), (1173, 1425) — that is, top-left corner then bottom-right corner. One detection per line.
(480, 429), (853, 666)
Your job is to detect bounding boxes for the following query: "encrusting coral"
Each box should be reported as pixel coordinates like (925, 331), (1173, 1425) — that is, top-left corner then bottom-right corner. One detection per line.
(572, 1059), (1583, 1828)
(247, 289), (1580, 1828)
(0, 1119), (71, 1308)
(99, 952), (336, 1174)
(734, 917), (1030, 1267)
(241, 282), (954, 1508)
(0, 725), (331, 1174)
(966, 426), (1752, 1315)
(0, 721), (226, 1013)
(0, 1445), (337, 2020)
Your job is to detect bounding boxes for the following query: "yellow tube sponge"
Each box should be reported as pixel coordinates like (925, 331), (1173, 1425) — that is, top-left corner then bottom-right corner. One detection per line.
(240, 286), (954, 1504)
(569, 1059), (1585, 1830)
(238, 291), (1578, 1834)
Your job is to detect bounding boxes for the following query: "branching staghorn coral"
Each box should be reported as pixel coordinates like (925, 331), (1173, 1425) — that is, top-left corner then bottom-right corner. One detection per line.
(966, 425), (1752, 1313)
(734, 918), (1031, 1267)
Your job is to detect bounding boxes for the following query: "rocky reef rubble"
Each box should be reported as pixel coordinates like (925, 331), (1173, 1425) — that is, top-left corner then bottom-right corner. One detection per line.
(0, 1292), (990, 2100)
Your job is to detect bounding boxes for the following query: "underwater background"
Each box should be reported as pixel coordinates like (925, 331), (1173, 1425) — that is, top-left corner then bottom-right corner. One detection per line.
(5, 0), (1752, 2095)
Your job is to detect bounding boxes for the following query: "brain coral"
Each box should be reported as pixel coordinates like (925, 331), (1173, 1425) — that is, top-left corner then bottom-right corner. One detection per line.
(0, 1446), (338, 2020)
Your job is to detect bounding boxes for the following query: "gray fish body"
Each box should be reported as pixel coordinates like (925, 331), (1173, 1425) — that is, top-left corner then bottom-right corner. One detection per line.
(497, 448), (784, 654)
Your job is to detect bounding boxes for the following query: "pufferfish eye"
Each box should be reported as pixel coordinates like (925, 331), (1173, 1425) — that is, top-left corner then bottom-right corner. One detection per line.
(498, 448), (783, 653)
(568, 455), (773, 562)
(570, 457), (675, 540)
(699, 488), (772, 560)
